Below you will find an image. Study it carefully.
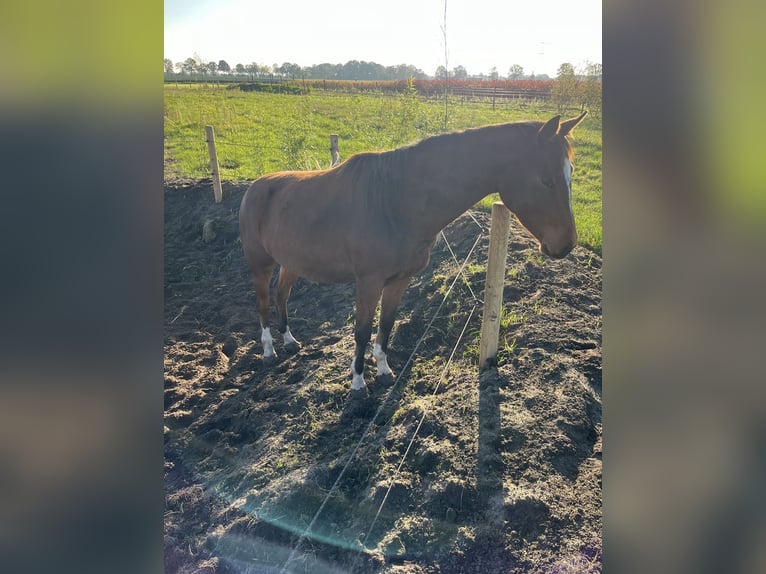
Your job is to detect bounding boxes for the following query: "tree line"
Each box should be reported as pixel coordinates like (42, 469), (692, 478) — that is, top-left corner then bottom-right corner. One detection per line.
(163, 56), (601, 83)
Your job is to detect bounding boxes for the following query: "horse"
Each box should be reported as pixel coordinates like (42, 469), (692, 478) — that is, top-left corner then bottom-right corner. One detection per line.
(239, 112), (587, 391)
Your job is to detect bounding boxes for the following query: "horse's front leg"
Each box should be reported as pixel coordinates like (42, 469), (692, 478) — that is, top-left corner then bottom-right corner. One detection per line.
(351, 278), (384, 391)
(373, 276), (412, 379)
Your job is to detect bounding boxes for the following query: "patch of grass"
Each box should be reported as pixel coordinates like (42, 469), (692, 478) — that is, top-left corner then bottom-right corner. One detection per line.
(500, 307), (526, 329)
(464, 263), (486, 276)
(475, 195), (500, 213)
(496, 335), (518, 364)
(524, 251), (546, 267)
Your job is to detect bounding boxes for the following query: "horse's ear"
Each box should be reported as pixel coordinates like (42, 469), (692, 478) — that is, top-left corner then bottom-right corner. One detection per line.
(538, 115), (561, 142)
(559, 111), (588, 137)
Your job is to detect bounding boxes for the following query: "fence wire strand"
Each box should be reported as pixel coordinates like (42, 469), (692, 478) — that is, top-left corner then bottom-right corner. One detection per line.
(279, 230), (484, 574)
(356, 302), (478, 557)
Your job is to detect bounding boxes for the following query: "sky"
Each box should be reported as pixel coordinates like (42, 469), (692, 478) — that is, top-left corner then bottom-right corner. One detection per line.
(164, 0), (601, 78)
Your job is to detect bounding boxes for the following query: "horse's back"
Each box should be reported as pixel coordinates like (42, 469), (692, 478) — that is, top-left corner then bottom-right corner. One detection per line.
(239, 170), (362, 283)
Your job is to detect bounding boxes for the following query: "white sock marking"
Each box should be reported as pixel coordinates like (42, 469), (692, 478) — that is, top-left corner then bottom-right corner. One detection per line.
(283, 327), (298, 346)
(350, 358), (365, 390)
(261, 327), (275, 358)
(564, 158), (573, 209)
(373, 343), (392, 377)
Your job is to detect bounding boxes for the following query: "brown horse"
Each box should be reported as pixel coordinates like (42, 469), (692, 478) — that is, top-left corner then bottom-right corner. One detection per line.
(239, 112), (587, 390)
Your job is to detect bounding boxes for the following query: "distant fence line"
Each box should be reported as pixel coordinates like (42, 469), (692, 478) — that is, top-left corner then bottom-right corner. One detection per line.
(165, 75), (554, 101)
(165, 76), (601, 115)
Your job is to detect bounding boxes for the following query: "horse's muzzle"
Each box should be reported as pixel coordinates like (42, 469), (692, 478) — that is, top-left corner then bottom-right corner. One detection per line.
(541, 241), (575, 259)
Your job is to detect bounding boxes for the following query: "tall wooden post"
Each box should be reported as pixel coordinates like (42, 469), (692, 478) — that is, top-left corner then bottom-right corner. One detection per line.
(205, 125), (223, 203)
(329, 134), (339, 166)
(479, 202), (511, 370)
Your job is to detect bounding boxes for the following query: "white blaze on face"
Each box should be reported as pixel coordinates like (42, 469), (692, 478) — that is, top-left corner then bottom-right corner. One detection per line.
(564, 158), (573, 209)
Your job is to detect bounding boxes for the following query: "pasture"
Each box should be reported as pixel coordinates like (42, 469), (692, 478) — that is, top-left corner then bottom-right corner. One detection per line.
(163, 84), (602, 254)
(164, 85), (602, 573)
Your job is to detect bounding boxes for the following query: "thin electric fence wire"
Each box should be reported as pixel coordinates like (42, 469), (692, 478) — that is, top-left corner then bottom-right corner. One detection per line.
(278, 231), (484, 574)
(355, 303), (478, 560)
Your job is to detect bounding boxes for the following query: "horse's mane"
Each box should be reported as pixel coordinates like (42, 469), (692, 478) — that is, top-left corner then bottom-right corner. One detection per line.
(333, 147), (408, 211)
(332, 120), (575, 206)
(412, 121), (575, 163)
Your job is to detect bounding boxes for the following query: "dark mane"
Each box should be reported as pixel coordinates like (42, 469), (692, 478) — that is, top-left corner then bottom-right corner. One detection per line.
(332, 120), (573, 212)
(333, 147), (408, 208)
(335, 121), (575, 203)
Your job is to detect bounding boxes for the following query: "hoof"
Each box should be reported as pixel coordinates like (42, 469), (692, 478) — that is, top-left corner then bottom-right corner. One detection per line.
(262, 354), (277, 366)
(349, 385), (369, 399)
(343, 386), (374, 419)
(284, 341), (301, 355)
(375, 371), (395, 385)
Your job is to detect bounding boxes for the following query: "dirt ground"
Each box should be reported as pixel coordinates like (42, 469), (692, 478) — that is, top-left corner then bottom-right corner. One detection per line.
(164, 179), (602, 573)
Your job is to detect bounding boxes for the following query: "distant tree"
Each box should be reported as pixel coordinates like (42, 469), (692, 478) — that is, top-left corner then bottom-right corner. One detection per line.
(452, 65), (467, 79)
(180, 58), (197, 75)
(580, 61), (602, 116)
(435, 65), (447, 80)
(333, 60), (375, 80)
(245, 63), (259, 80)
(508, 64), (524, 79)
(305, 62), (341, 79)
(206, 61), (217, 75)
(385, 64), (427, 80)
(489, 67), (499, 80)
(276, 62), (302, 79)
(235, 63), (246, 75)
(552, 62), (581, 112)
(217, 60), (231, 74)
(164, 58), (174, 75)
(557, 62), (576, 78)
(584, 61), (602, 80)
(191, 52), (205, 75)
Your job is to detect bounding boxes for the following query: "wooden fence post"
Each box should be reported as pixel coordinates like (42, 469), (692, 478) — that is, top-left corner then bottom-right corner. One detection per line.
(330, 134), (340, 166)
(204, 125), (223, 203)
(479, 202), (511, 370)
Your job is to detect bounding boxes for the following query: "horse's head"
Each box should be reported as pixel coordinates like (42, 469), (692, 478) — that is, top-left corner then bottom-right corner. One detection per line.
(499, 111), (588, 259)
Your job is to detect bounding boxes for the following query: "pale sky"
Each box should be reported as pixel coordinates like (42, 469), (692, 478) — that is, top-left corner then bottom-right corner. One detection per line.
(164, 0), (601, 78)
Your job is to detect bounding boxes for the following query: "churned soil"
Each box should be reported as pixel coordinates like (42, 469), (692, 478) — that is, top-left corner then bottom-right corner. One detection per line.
(164, 179), (601, 573)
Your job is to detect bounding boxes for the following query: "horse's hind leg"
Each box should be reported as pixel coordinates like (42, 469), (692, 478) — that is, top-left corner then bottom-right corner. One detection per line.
(373, 276), (411, 379)
(249, 261), (277, 364)
(275, 267), (300, 353)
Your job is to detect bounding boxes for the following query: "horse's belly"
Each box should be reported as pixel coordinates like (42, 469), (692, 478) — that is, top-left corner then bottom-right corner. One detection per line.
(297, 265), (355, 284)
(266, 241), (355, 284)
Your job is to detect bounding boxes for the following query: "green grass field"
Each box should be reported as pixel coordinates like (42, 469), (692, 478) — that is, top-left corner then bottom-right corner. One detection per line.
(164, 84), (602, 253)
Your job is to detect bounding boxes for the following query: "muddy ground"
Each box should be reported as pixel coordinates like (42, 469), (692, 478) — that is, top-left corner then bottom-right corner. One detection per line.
(164, 179), (602, 573)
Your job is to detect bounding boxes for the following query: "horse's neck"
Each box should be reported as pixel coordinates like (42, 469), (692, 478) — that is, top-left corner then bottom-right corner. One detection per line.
(401, 128), (511, 238)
